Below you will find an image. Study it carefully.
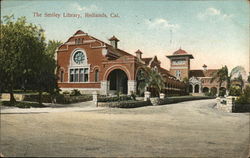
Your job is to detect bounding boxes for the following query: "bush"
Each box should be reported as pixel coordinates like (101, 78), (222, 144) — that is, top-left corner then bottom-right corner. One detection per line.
(1, 101), (46, 108)
(70, 89), (81, 96)
(62, 91), (70, 95)
(229, 86), (242, 96)
(98, 100), (151, 108)
(158, 96), (214, 105)
(97, 95), (132, 102)
(235, 85), (250, 105)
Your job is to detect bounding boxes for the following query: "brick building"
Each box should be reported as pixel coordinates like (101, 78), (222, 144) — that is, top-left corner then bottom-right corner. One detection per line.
(167, 49), (226, 95)
(56, 30), (186, 95)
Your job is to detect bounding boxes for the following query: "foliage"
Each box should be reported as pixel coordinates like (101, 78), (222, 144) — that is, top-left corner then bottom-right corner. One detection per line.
(211, 65), (230, 89)
(70, 89), (81, 96)
(235, 85), (250, 104)
(46, 40), (62, 58)
(0, 15), (59, 105)
(98, 100), (151, 108)
(97, 95), (132, 102)
(229, 85), (242, 96)
(248, 75), (250, 83)
(62, 91), (70, 95)
(137, 66), (165, 97)
(158, 96), (214, 105)
(0, 15), (46, 104)
(1, 101), (46, 108)
(130, 91), (136, 100)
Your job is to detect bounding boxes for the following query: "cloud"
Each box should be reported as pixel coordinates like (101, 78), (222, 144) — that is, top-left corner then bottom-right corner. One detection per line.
(145, 18), (180, 30)
(198, 7), (233, 20)
(72, 3), (99, 12)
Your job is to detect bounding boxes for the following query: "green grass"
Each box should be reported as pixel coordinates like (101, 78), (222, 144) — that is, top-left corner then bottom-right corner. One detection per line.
(0, 101), (46, 108)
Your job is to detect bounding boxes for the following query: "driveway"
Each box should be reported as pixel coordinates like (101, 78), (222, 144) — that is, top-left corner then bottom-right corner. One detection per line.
(0, 99), (249, 157)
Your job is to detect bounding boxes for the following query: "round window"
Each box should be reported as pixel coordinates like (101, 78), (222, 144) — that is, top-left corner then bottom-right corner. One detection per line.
(73, 51), (85, 64)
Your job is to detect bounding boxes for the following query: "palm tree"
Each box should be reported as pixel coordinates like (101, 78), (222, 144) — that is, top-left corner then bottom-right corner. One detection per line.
(137, 66), (165, 97)
(211, 66), (230, 95)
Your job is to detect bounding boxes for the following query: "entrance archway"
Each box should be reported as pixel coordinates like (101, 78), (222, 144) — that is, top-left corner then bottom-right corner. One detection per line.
(203, 87), (209, 93)
(107, 69), (128, 94)
(194, 85), (199, 93)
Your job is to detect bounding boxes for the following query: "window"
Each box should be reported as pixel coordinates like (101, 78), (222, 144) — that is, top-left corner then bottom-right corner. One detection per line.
(176, 70), (181, 79)
(84, 68), (88, 82)
(95, 69), (99, 82)
(69, 68), (89, 82)
(60, 70), (64, 82)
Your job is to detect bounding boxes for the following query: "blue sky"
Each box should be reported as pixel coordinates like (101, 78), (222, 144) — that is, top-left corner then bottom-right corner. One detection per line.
(1, 0), (249, 73)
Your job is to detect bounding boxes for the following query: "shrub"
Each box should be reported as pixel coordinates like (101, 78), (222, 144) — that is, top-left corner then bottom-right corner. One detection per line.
(229, 86), (242, 96)
(70, 89), (81, 96)
(98, 100), (151, 108)
(158, 96), (214, 105)
(62, 91), (70, 95)
(1, 101), (46, 108)
(97, 95), (132, 102)
(235, 85), (250, 105)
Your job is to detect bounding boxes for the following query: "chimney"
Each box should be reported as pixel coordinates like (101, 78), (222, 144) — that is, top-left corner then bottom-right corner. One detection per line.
(109, 35), (119, 49)
(135, 49), (142, 59)
(202, 64), (207, 71)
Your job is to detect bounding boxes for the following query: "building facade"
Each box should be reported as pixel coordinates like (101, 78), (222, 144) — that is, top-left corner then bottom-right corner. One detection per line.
(56, 30), (186, 95)
(167, 49), (226, 95)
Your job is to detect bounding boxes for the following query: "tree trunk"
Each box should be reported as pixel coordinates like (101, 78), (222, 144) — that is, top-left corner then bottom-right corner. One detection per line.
(38, 90), (42, 105)
(9, 86), (16, 105)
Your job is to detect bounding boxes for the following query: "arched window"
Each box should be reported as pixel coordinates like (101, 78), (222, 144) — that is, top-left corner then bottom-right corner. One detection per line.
(60, 70), (64, 82)
(69, 49), (89, 83)
(95, 69), (99, 82)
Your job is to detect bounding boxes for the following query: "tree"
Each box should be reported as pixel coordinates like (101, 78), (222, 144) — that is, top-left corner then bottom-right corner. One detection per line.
(46, 40), (62, 58)
(0, 15), (46, 104)
(211, 65), (230, 91)
(248, 75), (250, 83)
(137, 66), (165, 97)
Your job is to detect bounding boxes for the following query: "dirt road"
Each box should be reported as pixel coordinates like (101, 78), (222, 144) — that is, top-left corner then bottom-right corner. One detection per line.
(0, 99), (249, 157)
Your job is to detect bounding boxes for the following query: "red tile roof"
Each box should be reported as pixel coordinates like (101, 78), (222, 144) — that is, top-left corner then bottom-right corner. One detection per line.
(189, 69), (218, 77)
(173, 48), (188, 55)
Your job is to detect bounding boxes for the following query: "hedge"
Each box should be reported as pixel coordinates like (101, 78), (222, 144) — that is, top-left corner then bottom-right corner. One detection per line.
(97, 95), (132, 102)
(23, 94), (92, 104)
(98, 100), (151, 108)
(233, 104), (250, 113)
(158, 96), (215, 105)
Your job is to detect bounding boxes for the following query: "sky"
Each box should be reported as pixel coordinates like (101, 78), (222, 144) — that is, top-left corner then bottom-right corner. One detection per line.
(1, 0), (249, 74)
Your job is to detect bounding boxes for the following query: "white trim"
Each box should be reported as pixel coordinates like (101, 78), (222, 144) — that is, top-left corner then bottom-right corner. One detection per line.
(74, 33), (88, 37)
(170, 67), (188, 69)
(60, 88), (101, 92)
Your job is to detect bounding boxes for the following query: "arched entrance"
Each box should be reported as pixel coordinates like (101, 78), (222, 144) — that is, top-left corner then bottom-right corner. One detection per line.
(107, 69), (128, 94)
(203, 87), (209, 93)
(194, 85), (199, 93)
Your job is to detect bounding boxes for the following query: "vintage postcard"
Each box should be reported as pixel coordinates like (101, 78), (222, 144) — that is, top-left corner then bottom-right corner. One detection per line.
(1, 0), (249, 157)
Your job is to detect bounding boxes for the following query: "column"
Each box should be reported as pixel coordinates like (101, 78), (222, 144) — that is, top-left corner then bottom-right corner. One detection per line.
(92, 91), (98, 106)
(127, 80), (137, 95)
(226, 96), (233, 112)
(192, 85), (195, 93)
(199, 84), (202, 93)
(144, 91), (151, 101)
(100, 81), (108, 95)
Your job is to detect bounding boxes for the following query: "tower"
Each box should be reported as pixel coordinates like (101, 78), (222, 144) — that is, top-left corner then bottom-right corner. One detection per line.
(166, 48), (194, 80)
